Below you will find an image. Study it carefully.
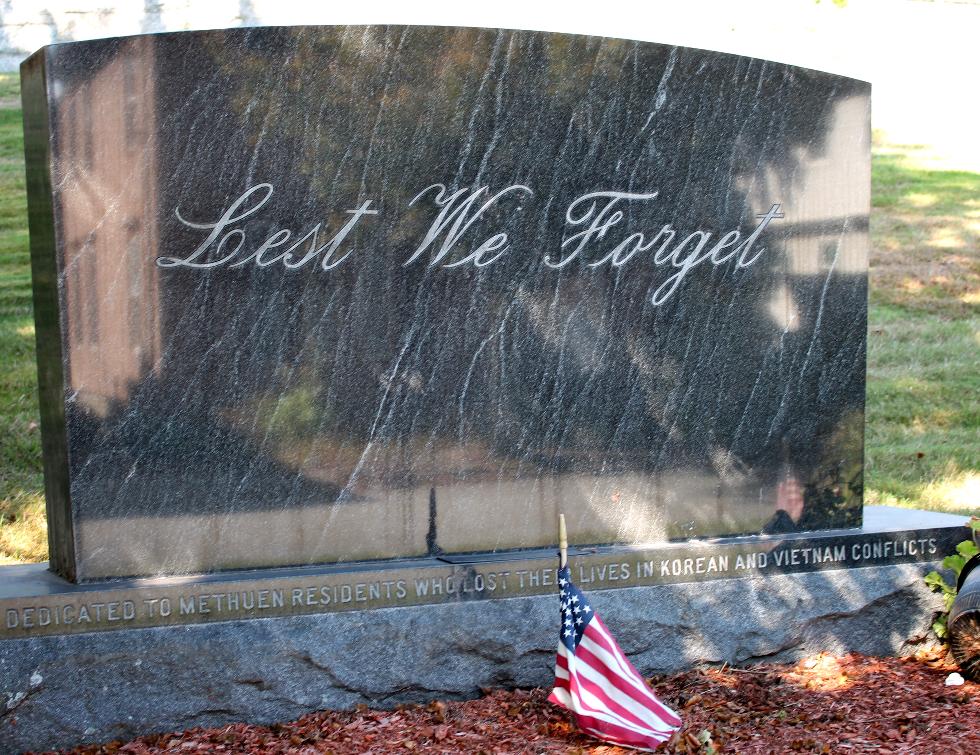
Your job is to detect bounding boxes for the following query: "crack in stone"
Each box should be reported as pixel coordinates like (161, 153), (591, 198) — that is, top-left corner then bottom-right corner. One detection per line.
(2, 671), (45, 724)
(233, 677), (273, 691)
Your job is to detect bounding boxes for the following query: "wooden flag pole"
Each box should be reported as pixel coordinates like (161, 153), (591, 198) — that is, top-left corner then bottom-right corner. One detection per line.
(559, 513), (568, 568)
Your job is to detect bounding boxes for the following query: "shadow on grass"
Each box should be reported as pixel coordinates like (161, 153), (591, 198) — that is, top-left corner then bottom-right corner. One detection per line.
(870, 145), (979, 317)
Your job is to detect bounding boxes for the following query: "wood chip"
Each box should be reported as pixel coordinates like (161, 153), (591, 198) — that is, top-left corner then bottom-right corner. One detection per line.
(36, 653), (980, 754)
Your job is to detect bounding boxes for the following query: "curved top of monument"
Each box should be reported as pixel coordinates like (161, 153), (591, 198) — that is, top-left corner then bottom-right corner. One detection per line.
(22, 20), (870, 581)
(21, 24), (870, 87)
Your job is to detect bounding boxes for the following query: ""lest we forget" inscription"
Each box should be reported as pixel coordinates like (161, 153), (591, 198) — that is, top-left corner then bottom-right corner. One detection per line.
(159, 183), (785, 308)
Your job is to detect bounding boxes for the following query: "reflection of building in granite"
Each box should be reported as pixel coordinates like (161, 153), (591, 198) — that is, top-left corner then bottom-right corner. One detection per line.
(747, 94), (870, 290)
(57, 37), (160, 417)
(737, 92), (871, 531)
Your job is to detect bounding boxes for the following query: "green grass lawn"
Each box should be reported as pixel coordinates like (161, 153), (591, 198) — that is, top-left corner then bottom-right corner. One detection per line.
(0, 75), (976, 563)
(0, 73), (43, 563)
(865, 140), (979, 516)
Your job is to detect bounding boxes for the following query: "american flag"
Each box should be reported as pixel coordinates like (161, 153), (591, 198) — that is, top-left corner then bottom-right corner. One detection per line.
(548, 564), (682, 751)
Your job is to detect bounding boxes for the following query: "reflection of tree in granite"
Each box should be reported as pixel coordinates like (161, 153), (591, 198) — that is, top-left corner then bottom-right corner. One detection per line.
(68, 375), (344, 520)
(205, 28), (634, 204)
(193, 30), (857, 529)
(243, 382), (324, 442)
(799, 409), (865, 531)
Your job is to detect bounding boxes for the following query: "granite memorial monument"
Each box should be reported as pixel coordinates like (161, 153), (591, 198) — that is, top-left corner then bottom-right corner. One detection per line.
(1, 25), (966, 751)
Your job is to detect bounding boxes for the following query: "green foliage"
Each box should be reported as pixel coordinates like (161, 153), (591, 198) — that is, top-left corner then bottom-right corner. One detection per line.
(250, 384), (326, 441)
(696, 728), (718, 755)
(925, 517), (980, 639)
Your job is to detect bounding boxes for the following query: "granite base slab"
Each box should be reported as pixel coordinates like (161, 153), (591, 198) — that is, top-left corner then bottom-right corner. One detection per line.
(0, 560), (950, 753)
(1, 507), (968, 751)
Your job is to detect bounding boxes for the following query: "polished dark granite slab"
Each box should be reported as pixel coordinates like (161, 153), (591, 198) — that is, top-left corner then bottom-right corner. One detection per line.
(22, 26), (870, 581)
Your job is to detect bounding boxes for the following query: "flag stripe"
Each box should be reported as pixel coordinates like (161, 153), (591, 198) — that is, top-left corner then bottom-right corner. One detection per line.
(551, 672), (672, 744)
(557, 648), (676, 735)
(556, 684), (672, 750)
(554, 664), (661, 737)
(550, 683), (653, 737)
(562, 645), (678, 734)
(587, 618), (682, 725)
(555, 658), (666, 736)
(579, 629), (677, 722)
(578, 634), (682, 730)
(589, 618), (668, 701)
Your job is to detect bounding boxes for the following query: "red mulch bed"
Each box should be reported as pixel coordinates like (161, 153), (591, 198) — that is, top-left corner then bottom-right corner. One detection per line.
(39, 651), (978, 755)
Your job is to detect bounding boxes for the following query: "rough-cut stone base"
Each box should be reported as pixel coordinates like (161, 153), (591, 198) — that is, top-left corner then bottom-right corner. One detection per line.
(1, 562), (944, 753)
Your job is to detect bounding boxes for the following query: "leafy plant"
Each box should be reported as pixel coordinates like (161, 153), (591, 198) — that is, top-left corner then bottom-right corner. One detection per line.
(924, 517), (980, 639)
(696, 728), (718, 755)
